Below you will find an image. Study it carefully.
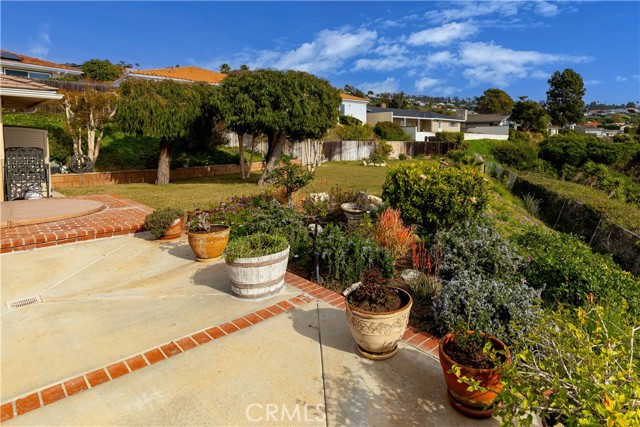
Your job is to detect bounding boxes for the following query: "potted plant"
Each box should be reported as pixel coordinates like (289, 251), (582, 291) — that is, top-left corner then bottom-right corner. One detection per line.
(438, 330), (511, 418)
(186, 209), (231, 262)
(343, 269), (412, 360)
(143, 207), (185, 240)
(225, 233), (289, 299)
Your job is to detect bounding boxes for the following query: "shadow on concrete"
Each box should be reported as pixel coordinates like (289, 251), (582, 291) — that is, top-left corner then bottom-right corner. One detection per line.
(291, 304), (500, 427)
(190, 262), (233, 294)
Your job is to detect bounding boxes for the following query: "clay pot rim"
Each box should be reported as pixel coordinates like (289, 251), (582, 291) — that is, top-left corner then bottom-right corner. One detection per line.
(187, 224), (230, 235)
(439, 331), (512, 371)
(346, 287), (413, 316)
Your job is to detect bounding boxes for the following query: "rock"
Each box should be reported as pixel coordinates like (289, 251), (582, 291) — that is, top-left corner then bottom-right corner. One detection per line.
(368, 195), (383, 206)
(400, 269), (425, 284)
(308, 223), (323, 234)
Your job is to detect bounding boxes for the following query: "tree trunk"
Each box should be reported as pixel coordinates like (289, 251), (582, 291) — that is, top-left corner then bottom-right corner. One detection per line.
(238, 133), (246, 179)
(247, 133), (257, 178)
(156, 138), (172, 185)
(257, 132), (284, 185)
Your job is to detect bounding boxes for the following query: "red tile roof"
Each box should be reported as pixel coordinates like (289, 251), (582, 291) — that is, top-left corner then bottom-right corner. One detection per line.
(129, 66), (226, 84)
(340, 93), (369, 102)
(0, 50), (81, 72)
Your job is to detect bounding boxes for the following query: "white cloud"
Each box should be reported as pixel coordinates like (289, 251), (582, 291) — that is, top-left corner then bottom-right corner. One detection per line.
(616, 76), (628, 82)
(374, 42), (408, 56)
(433, 86), (458, 96)
(354, 56), (409, 71)
(427, 2), (520, 23)
(415, 77), (442, 91)
(206, 27), (377, 74)
(427, 51), (456, 64)
(408, 21), (478, 46)
(585, 79), (602, 85)
(358, 77), (399, 95)
(29, 24), (51, 57)
(459, 42), (591, 86)
(536, 1), (559, 17)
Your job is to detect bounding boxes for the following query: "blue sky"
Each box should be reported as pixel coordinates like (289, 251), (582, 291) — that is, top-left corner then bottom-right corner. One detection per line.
(2, 1), (639, 104)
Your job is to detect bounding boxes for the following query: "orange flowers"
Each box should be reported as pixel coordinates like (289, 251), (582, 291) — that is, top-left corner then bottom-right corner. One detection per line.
(374, 208), (417, 265)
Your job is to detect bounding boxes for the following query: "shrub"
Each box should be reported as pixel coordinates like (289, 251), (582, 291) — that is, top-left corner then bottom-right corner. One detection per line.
(225, 233), (288, 262)
(539, 134), (591, 169)
(496, 301), (640, 426)
(437, 219), (524, 282)
(143, 207), (183, 239)
(266, 154), (314, 202)
(398, 153), (407, 160)
(492, 140), (537, 170)
(316, 223), (394, 288)
(233, 199), (313, 263)
(513, 227), (640, 319)
(3, 113), (73, 163)
(374, 208), (417, 265)
(334, 123), (375, 141)
(373, 140), (393, 161)
(435, 131), (464, 146)
(381, 163), (489, 232)
(431, 271), (541, 345)
(373, 121), (411, 141)
(586, 140), (626, 165)
(338, 115), (363, 126)
(521, 193), (541, 216)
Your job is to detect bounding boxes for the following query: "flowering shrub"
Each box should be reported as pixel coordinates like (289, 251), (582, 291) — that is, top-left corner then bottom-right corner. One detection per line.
(496, 300), (640, 426)
(266, 154), (314, 202)
(437, 218), (523, 282)
(381, 163), (488, 233)
(316, 223), (393, 288)
(374, 208), (417, 265)
(514, 227), (640, 319)
(432, 271), (541, 345)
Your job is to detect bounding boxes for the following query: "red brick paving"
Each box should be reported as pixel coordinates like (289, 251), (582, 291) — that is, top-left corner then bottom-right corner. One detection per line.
(0, 195), (153, 253)
(40, 385), (66, 406)
(15, 393), (40, 415)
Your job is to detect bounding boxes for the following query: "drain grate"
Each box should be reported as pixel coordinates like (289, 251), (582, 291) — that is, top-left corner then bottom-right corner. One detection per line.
(7, 295), (42, 310)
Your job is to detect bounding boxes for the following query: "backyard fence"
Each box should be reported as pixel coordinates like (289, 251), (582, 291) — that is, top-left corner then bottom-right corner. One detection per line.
(488, 162), (640, 275)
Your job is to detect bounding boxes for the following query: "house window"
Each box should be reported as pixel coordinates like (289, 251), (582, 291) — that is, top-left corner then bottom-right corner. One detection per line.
(3, 68), (52, 79)
(438, 121), (442, 131)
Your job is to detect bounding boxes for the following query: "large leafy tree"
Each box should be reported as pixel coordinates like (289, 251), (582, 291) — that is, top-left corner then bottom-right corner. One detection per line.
(214, 69), (341, 185)
(115, 79), (215, 185)
(475, 88), (514, 114)
(81, 59), (122, 82)
(510, 98), (550, 133)
(61, 89), (118, 162)
(546, 69), (586, 126)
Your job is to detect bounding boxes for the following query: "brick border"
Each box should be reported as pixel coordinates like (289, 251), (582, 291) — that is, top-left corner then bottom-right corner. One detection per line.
(0, 272), (438, 422)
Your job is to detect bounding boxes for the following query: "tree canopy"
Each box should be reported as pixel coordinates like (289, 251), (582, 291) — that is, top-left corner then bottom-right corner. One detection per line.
(115, 78), (215, 184)
(546, 68), (586, 127)
(474, 88), (514, 114)
(81, 59), (122, 82)
(214, 69), (341, 184)
(510, 99), (550, 133)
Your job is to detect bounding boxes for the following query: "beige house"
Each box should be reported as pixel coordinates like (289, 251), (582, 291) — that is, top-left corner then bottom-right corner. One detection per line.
(366, 106), (463, 141)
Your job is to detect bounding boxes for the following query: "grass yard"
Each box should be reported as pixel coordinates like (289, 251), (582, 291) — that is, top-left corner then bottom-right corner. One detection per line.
(60, 158), (543, 236)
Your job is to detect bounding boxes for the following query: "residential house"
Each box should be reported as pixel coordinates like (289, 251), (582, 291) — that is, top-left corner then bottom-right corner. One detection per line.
(366, 106), (464, 141)
(462, 113), (511, 137)
(0, 50), (82, 80)
(339, 93), (368, 124)
(115, 65), (226, 85)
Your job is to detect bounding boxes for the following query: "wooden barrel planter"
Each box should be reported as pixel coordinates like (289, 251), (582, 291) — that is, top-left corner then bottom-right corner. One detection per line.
(226, 246), (290, 299)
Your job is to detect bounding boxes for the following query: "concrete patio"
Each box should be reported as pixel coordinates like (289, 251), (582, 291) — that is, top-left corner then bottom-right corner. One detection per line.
(1, 232), (502, 426)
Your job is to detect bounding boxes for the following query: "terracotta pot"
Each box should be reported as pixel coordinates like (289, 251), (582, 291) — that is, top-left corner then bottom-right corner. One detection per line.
(187, 225), (230, 261)
(226, 245), (289, 299)
(157, 216), (185, 241)
(438, 331), (511, 418)
(345, 287), (412, 360)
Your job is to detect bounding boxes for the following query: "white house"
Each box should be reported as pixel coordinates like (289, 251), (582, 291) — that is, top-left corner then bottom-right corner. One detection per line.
(366, 106), (464, 141)
(339, 93), (368, 124)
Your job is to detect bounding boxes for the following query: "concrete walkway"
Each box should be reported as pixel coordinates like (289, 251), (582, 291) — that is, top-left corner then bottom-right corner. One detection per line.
(1, 233), (500, 426)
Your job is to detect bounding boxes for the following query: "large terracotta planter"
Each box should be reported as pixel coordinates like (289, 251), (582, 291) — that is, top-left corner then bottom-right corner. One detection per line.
(187, 225), (230, 261)
(157, 216), (185, 241)
(345, 287), (412, 360)
(438, 331), (511, 418)
(226, 245), (290, 299)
